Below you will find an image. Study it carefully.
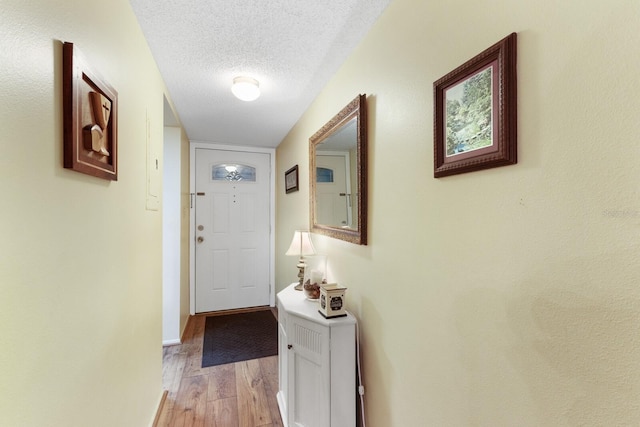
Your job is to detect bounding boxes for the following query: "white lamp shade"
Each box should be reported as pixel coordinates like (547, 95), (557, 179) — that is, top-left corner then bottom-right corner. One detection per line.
(285, 230), (316, 256)
(231, 76), (260, 101)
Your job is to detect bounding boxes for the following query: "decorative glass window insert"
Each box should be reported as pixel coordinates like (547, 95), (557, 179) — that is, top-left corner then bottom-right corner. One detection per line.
(316, 167), (334, 183)
(212, 164), (256, 182)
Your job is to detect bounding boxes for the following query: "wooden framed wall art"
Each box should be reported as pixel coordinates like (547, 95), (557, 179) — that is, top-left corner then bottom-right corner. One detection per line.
(63, 42), (118, 180)
(433, 33), (517, 178)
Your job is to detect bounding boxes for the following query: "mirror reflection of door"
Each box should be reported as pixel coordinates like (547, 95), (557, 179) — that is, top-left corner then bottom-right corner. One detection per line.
(309, 94), (367, 244)
(316, 152), (352, 228)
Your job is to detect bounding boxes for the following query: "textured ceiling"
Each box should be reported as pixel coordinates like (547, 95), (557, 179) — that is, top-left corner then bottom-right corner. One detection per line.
(129, 0), (391, 148)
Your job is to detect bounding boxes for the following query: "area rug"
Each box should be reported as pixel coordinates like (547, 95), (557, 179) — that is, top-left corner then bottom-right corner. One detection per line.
(201, 310), (278, 368)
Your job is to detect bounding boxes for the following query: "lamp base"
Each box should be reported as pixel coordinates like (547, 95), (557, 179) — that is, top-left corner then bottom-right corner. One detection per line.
(294, 260), (305, 291)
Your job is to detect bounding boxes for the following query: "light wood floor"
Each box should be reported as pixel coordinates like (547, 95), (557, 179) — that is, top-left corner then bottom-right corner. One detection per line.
(156, 308), (283, 427)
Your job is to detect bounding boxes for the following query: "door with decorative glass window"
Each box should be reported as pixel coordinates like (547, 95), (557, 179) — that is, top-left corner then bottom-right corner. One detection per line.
(194, 148), (271, 313)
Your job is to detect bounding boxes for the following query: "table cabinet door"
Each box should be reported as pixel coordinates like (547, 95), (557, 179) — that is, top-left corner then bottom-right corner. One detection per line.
(287, 314), (330, 427)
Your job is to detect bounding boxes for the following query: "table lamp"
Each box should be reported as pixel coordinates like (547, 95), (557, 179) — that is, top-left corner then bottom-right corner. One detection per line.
(285, 230), (316, 290)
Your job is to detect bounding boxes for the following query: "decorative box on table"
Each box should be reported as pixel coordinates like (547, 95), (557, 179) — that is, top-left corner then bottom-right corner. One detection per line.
(319, 284), (347, 318)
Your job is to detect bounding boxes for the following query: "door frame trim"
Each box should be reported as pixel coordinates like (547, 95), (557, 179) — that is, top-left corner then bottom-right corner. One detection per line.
(189, 142), (276, 314)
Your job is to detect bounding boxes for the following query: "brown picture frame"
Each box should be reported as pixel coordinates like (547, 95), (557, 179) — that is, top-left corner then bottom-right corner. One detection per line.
(285, 165), (299, 193)
(63, 42), (118, 180)
(433, 33), (517, 178)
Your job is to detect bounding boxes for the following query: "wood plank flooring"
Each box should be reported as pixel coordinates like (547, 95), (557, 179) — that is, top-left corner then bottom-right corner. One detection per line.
(156, 308), (283, 427)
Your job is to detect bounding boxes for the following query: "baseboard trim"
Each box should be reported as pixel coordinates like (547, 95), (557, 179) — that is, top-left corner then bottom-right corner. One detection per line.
(162, 338), (181, 347)
(195, 305), (272, 317)
(152, 390), (168, 427)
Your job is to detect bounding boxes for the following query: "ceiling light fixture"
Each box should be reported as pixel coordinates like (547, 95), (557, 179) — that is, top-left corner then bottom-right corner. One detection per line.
(231, 76), (260, 101)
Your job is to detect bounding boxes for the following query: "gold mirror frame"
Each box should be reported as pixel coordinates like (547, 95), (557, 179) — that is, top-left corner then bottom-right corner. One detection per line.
(310, 94), (367, 245)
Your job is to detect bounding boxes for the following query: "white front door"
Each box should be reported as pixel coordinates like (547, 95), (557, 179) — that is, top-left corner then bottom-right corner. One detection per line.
(194, 148), (271, 312)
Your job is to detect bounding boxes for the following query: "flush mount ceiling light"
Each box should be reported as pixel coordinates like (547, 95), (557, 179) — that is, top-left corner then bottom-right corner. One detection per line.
(231, 76), (260, 101)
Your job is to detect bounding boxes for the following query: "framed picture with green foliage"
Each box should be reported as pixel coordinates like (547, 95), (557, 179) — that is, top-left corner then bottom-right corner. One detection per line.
(433, 33), (517, 178)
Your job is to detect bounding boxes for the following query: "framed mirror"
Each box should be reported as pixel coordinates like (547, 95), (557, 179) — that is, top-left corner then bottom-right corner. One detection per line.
(310, 94), (367, 245)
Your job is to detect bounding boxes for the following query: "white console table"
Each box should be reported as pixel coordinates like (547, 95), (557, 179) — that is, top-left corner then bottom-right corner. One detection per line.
(276, 283), (356, 427)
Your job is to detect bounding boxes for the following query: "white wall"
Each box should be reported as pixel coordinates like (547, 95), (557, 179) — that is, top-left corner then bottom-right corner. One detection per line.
(276, 0), (640, 425)
(163, 126), (181, 344)
(0, 1), (174, 425)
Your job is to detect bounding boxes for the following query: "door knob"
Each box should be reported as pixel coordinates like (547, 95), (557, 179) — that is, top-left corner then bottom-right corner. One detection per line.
(197, 236), (204, 243)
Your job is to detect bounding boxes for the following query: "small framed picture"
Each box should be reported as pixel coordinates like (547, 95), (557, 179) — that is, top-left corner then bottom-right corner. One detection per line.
(433, 33), (517, 178)
(285, 165), (299, 193)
